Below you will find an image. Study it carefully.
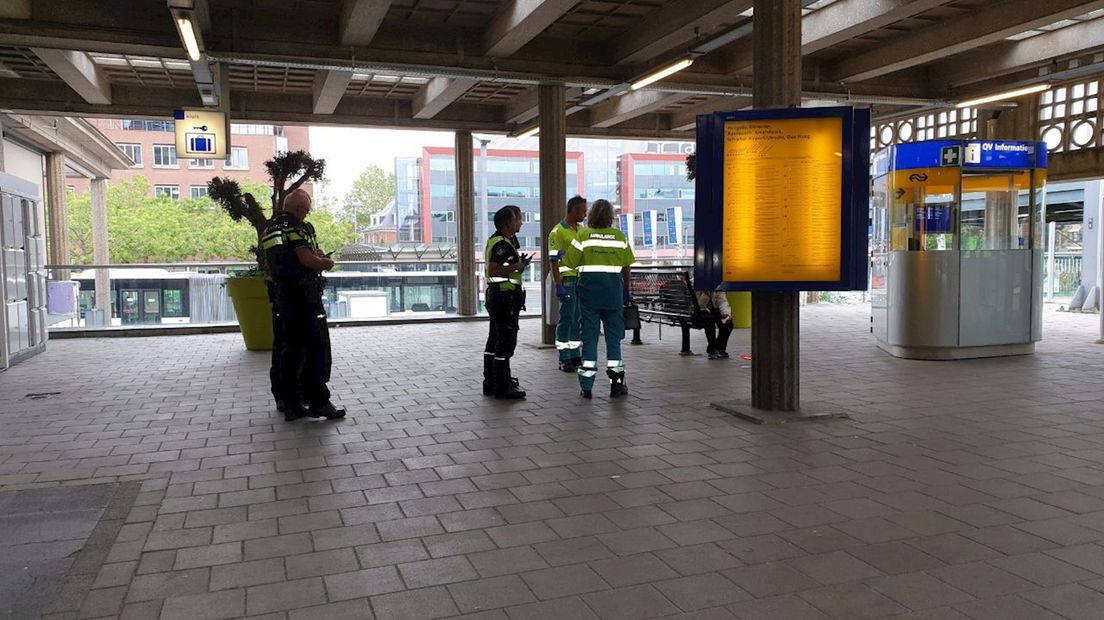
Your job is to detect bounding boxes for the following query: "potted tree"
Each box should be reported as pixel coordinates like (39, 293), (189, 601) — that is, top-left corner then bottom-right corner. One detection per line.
(208, 150), (326, 350)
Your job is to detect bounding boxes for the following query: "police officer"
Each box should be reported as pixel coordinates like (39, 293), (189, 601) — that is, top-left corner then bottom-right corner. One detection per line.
(483, 205), (530, 399)
(548, 196), (587, 372)
(261, 189), (346, 421)
(561, 199), (635, 399)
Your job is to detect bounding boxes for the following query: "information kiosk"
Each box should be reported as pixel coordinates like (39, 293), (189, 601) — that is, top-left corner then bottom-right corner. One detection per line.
(870, 140), (1047, 359)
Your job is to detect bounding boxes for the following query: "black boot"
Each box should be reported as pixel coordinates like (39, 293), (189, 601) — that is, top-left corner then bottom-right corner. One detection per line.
(308, 401), (347, 419)
(283, 400), (309, 422)
(483, 354), (495, 396)
(494, 359), (525, 399)
(608, 369), (628, 398)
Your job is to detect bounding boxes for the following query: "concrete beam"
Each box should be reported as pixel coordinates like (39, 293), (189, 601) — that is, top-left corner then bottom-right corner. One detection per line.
(669, 95), (754, 131)
(718, 0), (951, 74)
(483, 0), (578, 57)
(413, 77), (478, 120)
(936, 18), (1104, 88)
(340, 0), (393, 46)
(30, 48), (111, 104)
(504, 87), (540, 124)
(589, 90), (688, 128)
(504, 86), (585, 125)
(1050, 147), (1104, 183)
(615, 0), (753, 65)
(312, 69), (353, 115)
(828, 0), (1104, 82)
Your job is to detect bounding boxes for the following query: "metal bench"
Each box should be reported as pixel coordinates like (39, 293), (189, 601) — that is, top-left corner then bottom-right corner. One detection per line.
(629, 268), (709, 355)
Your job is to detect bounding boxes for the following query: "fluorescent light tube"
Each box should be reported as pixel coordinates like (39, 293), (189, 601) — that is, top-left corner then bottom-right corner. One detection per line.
(956, 84), (1050, 108)
(176, 17), (201, 61)
(517, 125), (539, 139)
(630, 58), (694, 91)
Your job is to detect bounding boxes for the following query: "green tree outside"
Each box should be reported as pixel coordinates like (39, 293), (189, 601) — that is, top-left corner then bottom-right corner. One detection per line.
(342, 165), (395, 229)
(67, 176), (354, 264)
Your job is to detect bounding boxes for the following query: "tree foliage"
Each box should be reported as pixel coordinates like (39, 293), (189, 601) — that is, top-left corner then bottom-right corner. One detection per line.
(67, 176), (354, 265)
(208, 150), (331, 269)
(342, 165), (395, 227)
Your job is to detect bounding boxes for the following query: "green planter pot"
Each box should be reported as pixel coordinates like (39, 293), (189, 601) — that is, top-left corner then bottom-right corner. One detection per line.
(226, 275), (274, 350)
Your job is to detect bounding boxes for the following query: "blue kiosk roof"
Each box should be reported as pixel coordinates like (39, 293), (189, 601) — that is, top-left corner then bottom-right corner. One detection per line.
(872, 140), (1047, 176)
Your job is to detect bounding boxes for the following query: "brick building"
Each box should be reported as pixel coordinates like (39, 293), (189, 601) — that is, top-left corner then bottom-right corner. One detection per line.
(69, 120), (311, 199)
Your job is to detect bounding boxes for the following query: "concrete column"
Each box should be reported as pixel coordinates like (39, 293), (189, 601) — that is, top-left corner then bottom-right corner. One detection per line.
(455, 131), (477, 316)
(91, 178), (111, 316)
(751, 0), (801, 412)
(538, 84), (566, 345)
(45, 152), (70, 280)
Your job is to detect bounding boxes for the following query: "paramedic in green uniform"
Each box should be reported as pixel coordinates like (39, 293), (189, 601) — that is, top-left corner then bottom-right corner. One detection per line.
(562, 199), (635, 399)
(547, 195), (587, 372)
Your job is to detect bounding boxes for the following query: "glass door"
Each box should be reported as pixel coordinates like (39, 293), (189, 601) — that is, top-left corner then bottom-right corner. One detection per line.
(142, 289), (161, 323)
(121, 289), (140, 324)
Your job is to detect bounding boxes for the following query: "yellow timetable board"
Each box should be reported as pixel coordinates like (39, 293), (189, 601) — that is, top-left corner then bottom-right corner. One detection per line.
(722, 117), (843, 282)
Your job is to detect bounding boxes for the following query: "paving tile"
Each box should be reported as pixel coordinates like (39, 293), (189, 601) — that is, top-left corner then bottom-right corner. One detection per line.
(848, 541), (946, 575)
(928, 562), (1036, 598)
(210, 557), (285, 590)
(652, 572), (750, 611)
(505, 596), (600, 620)
(399, 555), (478, 588)
(785, 550), (883, 585)
(1020, 583), (1104, 619)
(288, 599), (375, 620)
(469, 546), (549, 578)
(722, 562), (820, 598)
(285, 547), (358, 579)
(654, 543), (743, 576)
(797, 582), (908, 619)
(520, 564), (609, 599)
(324, 566), (405, 601)
(448, 575), (537, 613)
(989, 551), (1097, 586)
(532, 536), (614, 567)
(245, 577), (326, 615)
(126, 567), (210, 602)
(582, 584), (681, 620)
(590, 553), (680, 588)
(865, 572), (974, 610)
(725, 594), (831, 620)
(952, 596), (1065, 620)
(370, 586), (459, 620)
(160, 589), (245, 620)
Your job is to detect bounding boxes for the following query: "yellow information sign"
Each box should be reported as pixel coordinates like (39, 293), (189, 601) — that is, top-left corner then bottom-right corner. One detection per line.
(722, 117), (843, 281)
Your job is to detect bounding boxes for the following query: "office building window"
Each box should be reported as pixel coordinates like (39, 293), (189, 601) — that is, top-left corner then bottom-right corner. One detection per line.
(117, 143), (142, 167)
(122, 119), (174, 132)
(190, 158), (214, 169)
(154, 185), (180, 200)
(190, 186), (208, 200)
(429, 157), (454, 171)
(152, 145), (178, 168)
(225, 147), (249, 170)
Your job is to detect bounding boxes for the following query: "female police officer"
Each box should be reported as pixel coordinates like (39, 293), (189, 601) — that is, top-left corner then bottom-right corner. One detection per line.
(482, 205), (531, 399)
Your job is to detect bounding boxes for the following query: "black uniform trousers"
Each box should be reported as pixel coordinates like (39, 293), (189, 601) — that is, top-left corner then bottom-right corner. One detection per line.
(484, 286), (521, 359)
(272, 280), (333, 406)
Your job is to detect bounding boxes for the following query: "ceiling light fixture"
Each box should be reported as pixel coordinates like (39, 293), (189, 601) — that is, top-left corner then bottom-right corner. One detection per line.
(956, 83), (1050, 108)
(517, 125), (539, 139)
(176, 16), (202, 61)
(630, 57), (694, 91)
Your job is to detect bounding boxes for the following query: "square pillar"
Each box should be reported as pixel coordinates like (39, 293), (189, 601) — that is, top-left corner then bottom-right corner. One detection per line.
(538, 85), (566, 345)
(455, 131), (477, 316)
(91, 178), (111, 317)
(45, 152), (70, 281)
(751, 0), (802, 412)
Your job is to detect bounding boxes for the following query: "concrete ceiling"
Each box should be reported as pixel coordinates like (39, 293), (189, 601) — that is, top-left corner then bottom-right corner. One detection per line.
(0, 0), (1101, 138)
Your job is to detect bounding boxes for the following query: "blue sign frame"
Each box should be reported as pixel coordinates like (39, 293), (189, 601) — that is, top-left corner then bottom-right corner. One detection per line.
(694, 106), (871, 292)
(877, 140), (1047, 173)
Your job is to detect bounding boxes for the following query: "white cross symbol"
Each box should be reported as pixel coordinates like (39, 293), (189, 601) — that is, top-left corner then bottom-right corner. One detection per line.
(943, 149), (958, 165)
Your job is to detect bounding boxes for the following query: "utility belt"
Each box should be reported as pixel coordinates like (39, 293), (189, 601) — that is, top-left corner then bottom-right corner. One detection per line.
(273, 275), (326, 299)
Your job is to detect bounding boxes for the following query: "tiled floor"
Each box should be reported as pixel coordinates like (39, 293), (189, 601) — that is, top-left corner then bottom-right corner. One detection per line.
(3, 305), (1104, 619)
